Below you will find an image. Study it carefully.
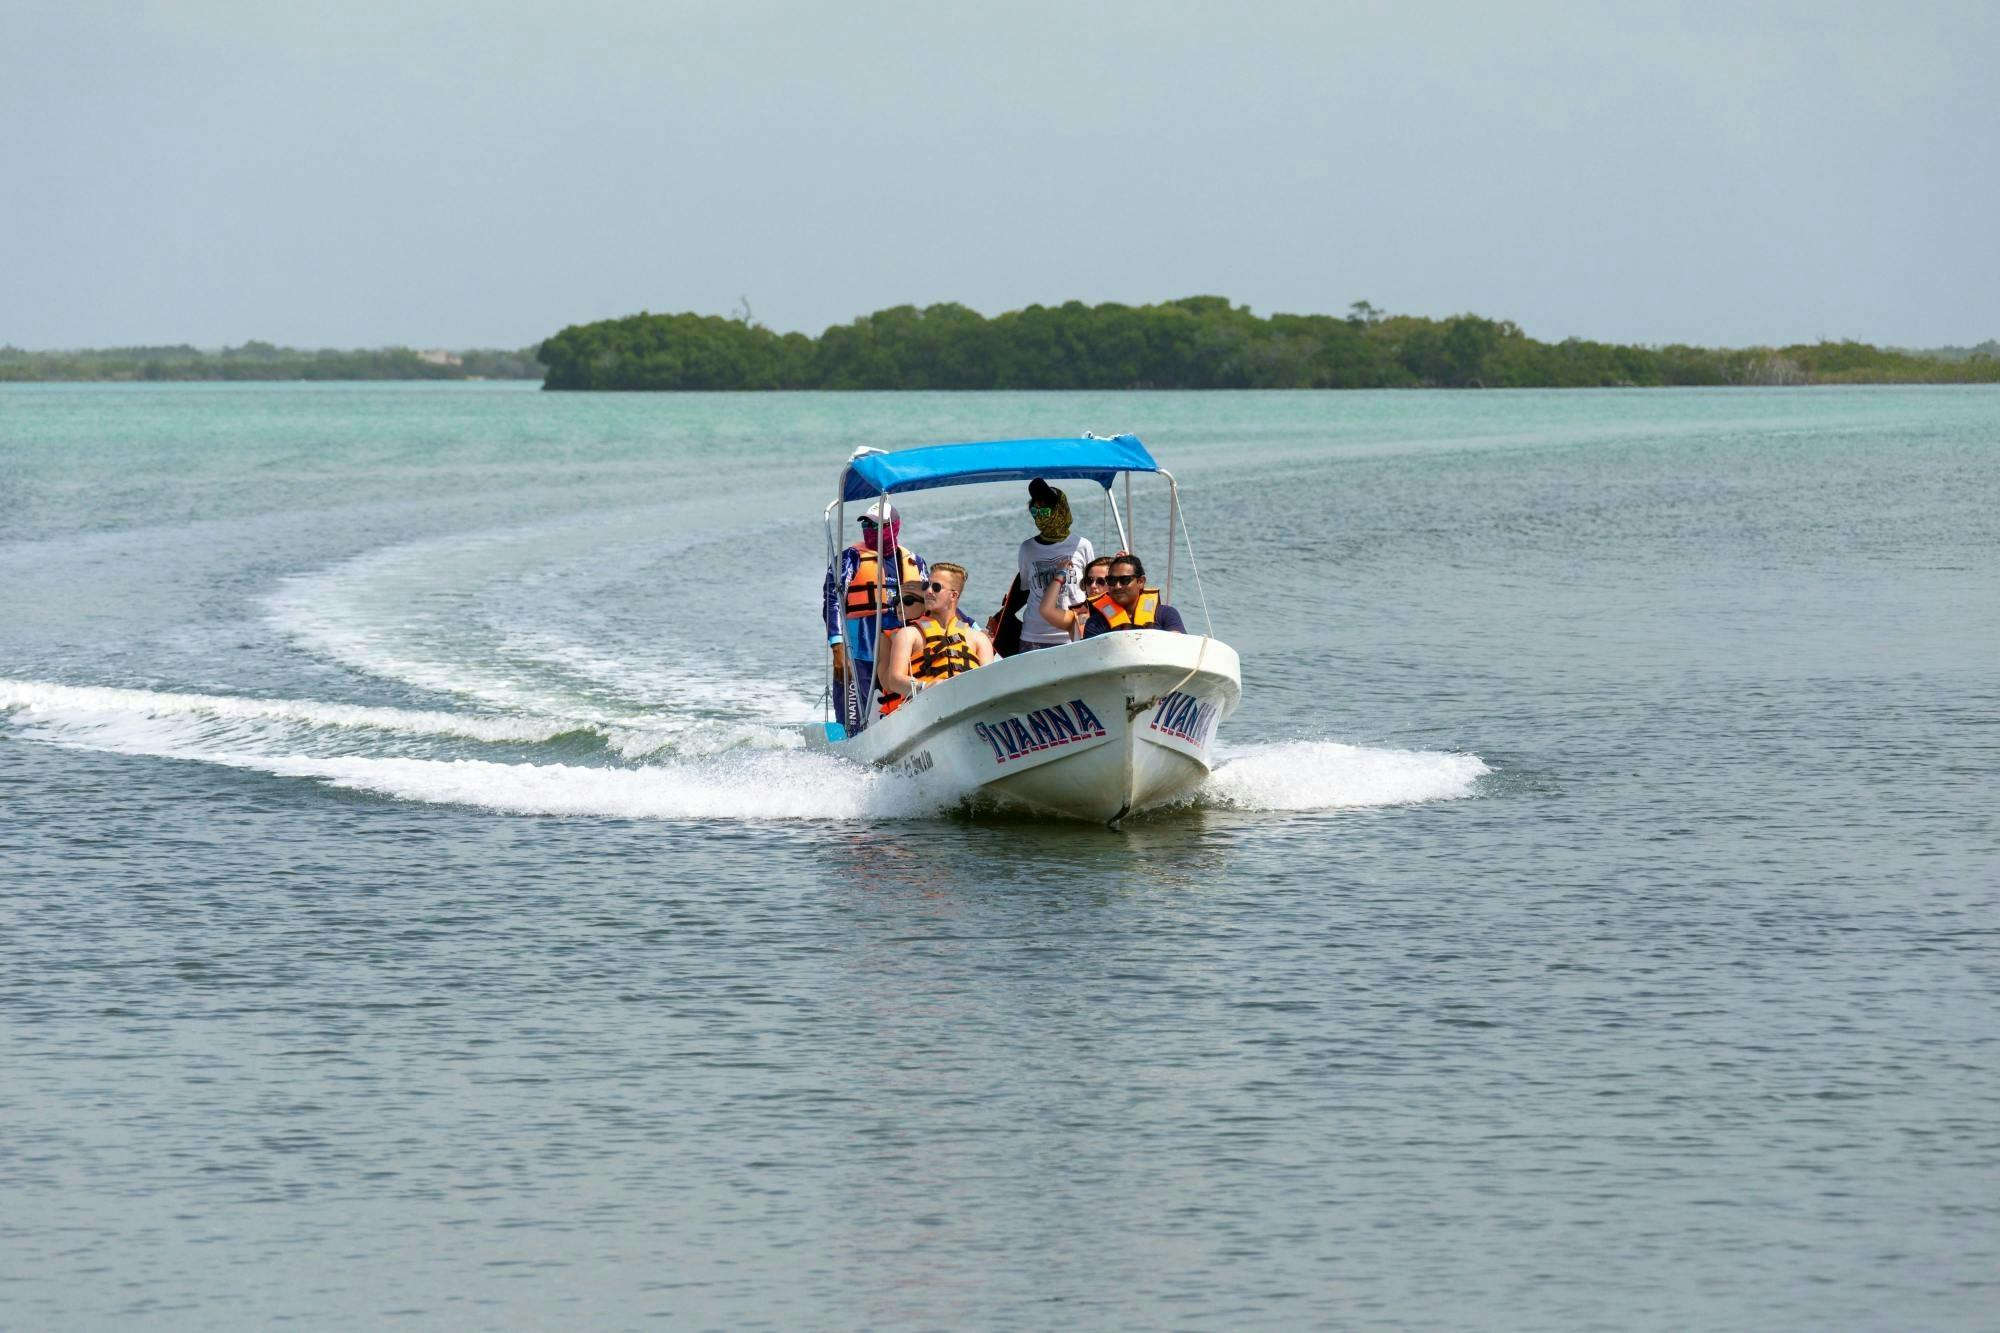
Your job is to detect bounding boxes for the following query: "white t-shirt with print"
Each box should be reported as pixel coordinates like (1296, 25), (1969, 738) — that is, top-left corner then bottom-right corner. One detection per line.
(1015, 533), (1095, 646)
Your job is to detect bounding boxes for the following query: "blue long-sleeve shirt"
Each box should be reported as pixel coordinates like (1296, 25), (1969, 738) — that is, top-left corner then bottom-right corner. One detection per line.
(823, 545), (928, 657)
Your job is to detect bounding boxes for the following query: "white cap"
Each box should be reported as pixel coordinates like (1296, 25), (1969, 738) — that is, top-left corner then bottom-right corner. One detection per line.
(859, 500), (898, 524)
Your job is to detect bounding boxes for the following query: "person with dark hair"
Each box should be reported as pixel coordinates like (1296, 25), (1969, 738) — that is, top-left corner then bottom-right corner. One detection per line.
(1082, 552), (1187, 637)
(822, 500), (927, 733)
(1035, 555), (1115, 642)
(1008, 478), (1095, 652)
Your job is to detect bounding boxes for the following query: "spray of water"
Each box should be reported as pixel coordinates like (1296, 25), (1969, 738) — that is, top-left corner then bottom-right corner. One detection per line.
(3, 677), (1485, 822)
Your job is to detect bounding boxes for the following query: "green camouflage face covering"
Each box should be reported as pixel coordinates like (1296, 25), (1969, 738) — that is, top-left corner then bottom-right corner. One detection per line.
(1031, 489), (1072, 541)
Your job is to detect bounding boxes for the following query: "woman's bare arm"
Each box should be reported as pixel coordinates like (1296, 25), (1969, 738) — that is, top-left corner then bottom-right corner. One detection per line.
(1038, 571), (1084, 636)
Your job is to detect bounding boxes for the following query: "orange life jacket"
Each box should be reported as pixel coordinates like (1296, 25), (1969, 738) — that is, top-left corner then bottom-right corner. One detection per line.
(878, 615), (978, 715)
(1091, 588), (1160, 630)
(844, 544), (923, 619)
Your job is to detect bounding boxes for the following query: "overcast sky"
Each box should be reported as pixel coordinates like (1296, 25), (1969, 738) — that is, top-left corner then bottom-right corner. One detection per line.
(4, 0), (1994, 350)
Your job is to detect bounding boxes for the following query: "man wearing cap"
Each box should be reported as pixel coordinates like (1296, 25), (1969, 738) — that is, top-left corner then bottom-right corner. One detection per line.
(822, 500), (928, 734)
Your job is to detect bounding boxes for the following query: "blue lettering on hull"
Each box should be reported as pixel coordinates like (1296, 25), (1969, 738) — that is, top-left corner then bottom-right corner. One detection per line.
(1147, 691), (1219, 748)
(972, 699), (1109, 765)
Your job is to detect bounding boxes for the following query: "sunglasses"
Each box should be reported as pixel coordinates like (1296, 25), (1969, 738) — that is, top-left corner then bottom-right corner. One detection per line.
(1106, 574), (1140, 587)
(1029, 505), (1056, 518)
(925, 581), (958, 594)
(1080, 574), (1109, 587)
(899, 593), (926, 606)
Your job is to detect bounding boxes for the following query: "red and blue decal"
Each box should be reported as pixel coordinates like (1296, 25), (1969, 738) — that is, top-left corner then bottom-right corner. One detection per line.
(1148, 691), (1218, 748)
(974, 698), (1107, 764)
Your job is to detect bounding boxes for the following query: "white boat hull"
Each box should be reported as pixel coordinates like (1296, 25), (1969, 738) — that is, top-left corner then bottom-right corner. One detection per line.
(809, 631), (1241, 824)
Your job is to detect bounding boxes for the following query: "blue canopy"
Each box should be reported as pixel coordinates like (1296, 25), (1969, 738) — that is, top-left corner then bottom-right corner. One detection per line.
(840, 435), (1158, 502)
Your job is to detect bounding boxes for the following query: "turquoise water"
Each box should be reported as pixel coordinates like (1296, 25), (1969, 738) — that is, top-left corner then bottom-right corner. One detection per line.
(3, 384), (1997, 1327)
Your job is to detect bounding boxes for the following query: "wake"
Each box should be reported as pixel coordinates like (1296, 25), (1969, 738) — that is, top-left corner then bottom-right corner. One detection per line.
(2, 678), (1489, 822)
(1198, 740), (1489, 811)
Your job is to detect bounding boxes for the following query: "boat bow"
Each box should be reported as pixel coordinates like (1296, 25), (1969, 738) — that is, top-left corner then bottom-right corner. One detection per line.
(815, 631), (1241, 824)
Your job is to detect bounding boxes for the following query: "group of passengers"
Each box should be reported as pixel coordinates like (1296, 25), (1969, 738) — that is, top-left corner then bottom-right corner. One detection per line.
(821, 477), (1185, 732)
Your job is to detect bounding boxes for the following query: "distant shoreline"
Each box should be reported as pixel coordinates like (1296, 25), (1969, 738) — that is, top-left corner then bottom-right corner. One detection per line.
(9, 302), (1996, 388)
(537, 299), (2000, 391)
(0, 343), (541, 384)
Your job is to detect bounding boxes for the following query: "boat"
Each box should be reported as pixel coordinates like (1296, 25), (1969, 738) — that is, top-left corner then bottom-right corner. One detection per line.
(806, 434), (1242, 826)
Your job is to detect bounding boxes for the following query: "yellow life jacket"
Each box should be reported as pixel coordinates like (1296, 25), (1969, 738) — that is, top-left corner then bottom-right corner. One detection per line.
(879, 615), (978, 714)
(1091, 588), (1160, 630)
(844, 544), (922, 619)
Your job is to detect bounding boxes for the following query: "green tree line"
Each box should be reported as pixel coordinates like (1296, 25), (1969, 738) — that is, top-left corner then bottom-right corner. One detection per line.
(537, 298), (2000, 390)
(0, 342), (543, 382)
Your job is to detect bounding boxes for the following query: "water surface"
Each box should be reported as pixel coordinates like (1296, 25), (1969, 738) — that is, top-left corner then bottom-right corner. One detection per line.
(3, 385), (1996, 1328)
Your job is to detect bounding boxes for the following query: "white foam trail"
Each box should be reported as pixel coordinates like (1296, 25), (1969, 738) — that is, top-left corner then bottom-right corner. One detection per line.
(600, 719), (802, 760)
(248, 751), (943, 821)
(1, 677), (801, 768)
(265, 533), (545, 709)
(5, 681), (1487, 822)
(1198, 740), (1488, 810)
(497, 627), (816, 732)
(3, 678), (943, 821)
(495, 627), (690, 701)
(0, 679), (562, 744)
(13, 712), (938, 822)
(266, 537), (815, 755)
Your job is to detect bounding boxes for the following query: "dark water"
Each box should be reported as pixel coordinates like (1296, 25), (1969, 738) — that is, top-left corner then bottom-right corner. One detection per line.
(3, 385), (1997, 1328)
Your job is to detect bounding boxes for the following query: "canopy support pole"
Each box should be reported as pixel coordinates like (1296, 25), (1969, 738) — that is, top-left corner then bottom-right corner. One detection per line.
(1158, 469), (1214, 638)
(868, 487), (890, 724)
(825, 498), (844, 726)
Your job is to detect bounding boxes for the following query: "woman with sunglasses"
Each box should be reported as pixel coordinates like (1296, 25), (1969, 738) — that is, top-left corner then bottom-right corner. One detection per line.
(1035, 555), (1115, 642)
(1082, 553), (1187, 638)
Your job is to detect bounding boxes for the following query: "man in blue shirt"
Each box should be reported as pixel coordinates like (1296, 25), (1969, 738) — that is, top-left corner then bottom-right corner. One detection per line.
(1081, 553), (1187, 637)
(822, 501), (927, 733)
